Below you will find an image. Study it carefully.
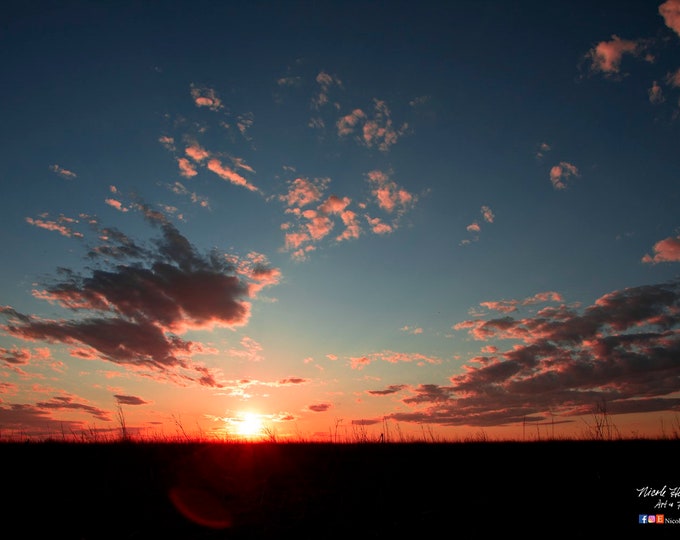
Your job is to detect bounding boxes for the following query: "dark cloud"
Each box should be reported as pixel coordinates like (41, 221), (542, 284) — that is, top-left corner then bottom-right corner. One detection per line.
(307, 403), (332, 412)
(278, 377), (308, 385)
(114, 395), (149, 406)
(367, 384), (406, 396)
(35, 396), (110, 421)
(1, 207), (280, 388)
(385, 281), (680, 428)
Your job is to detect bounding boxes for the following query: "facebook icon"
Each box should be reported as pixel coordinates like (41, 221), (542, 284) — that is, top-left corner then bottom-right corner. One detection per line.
(640, 515), (648, 524)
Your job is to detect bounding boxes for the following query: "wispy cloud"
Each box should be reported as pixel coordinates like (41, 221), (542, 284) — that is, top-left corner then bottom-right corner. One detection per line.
(114, 394), (149, 405)
(349, 350), (441, 370)
(206, 158), (257, 192)
(49, 164), (77, 179)
(25, 214), (84, 238)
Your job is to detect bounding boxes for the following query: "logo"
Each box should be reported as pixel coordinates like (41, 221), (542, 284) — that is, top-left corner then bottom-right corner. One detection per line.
(640, 514), (665, 524)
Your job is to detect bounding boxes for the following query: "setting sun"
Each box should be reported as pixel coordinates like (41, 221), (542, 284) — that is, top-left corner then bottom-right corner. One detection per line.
(233, 412), (264, 439)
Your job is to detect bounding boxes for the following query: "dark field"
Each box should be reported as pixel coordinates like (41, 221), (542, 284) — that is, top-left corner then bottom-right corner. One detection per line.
(3, 439), (679, 538)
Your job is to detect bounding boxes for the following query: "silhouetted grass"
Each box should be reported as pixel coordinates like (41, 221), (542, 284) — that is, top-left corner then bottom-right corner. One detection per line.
(3, 436), (680, 538)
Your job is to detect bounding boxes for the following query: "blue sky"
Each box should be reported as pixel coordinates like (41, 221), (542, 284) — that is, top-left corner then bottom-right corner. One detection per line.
(1, 0), (680, 441)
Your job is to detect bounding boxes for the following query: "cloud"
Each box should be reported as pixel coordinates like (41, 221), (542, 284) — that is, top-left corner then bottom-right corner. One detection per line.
(190, 85), (223, 111)
(206, 158), (258, 192)
(280, 177), (327, 208)
(536, 142), (551, 160)
(481, 205), (495, 224)
(25, 214), (84, 238)
(307, 402), (332, 412)
(649, 81), (665, 104)
(585, 35), (642, 76)
(114, 394), (149, 405)
(35, 395), (111, 421)
(366, 170), (415, 214)
(2, 206), (280, 387)
(349, 350), (441, 370)
(420, 280), (680, 427)
(312, 71), (342, 110)
(549, 161), (580, 190)
(659, 0), (680, 37)
(277, 377), (309, 385)
(279, 179), (367, 258)
(642, 235), (680, 263)
(668, 68), (680, 88)
(167, 181), (210, 209)
(367, 384), (407, 396)
(105, 198), (129, 212)
(0, 346), (50, 366)
(177, 157), (198, 178)
(49, 164), (77, 179)
(478, 291), (564, 314)
(337, 99), (407, 152)
(0, 401), (106, 436)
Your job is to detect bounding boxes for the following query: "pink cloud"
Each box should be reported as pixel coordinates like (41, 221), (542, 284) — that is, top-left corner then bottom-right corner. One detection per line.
(190, 85), (223, 111)
(642, 235), (680, 263)
(318, 195), (350, 214)
(350, 356), (371, 370)
(312, 71), (342, 110)
(281, 177), (326, 208)
(206, 159), (258, 192)
(549, 161), (580, 190)
(338, 100), (407, 152)
(366, 170), (415, 213)
(0, 346), (51, 365)
(466, 222), (481, 233)
(586, 35), (640, 75)
(49, 164), (77, 179)
(25, 215), (84, 238)
(367, 216), (392, 235)
(337, 109), (366, 136)
(481, 205), (495, 223)
(305, 214), (334, 240)
(177, 157), (198, 178)
(185, 144), (210, 162)
(337, 210), (361, 240)
(660, 0), (680, 37)
(105, 198), (129, 212)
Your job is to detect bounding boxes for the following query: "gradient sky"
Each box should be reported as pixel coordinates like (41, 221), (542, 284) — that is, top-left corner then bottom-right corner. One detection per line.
(2, 0), (680, 441)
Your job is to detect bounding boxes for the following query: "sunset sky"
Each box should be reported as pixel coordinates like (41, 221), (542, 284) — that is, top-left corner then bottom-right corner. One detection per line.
(2, 0), (680, 441)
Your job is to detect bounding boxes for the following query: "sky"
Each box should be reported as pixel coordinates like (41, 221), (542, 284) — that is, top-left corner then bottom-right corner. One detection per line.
(1, 0), (680, 442)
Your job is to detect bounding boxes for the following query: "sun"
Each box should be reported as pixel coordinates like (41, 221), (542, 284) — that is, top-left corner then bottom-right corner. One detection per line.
(233, 411), (264, 439)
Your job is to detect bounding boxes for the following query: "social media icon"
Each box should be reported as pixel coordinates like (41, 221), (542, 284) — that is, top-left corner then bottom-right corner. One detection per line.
(649, 515), (657, 523)
(656, 514), (665, 524)
(640, 515), (648, 524)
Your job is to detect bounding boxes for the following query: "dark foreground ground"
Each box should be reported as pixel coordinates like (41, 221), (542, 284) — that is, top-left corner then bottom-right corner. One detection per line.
(2, 439), (679, 538)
